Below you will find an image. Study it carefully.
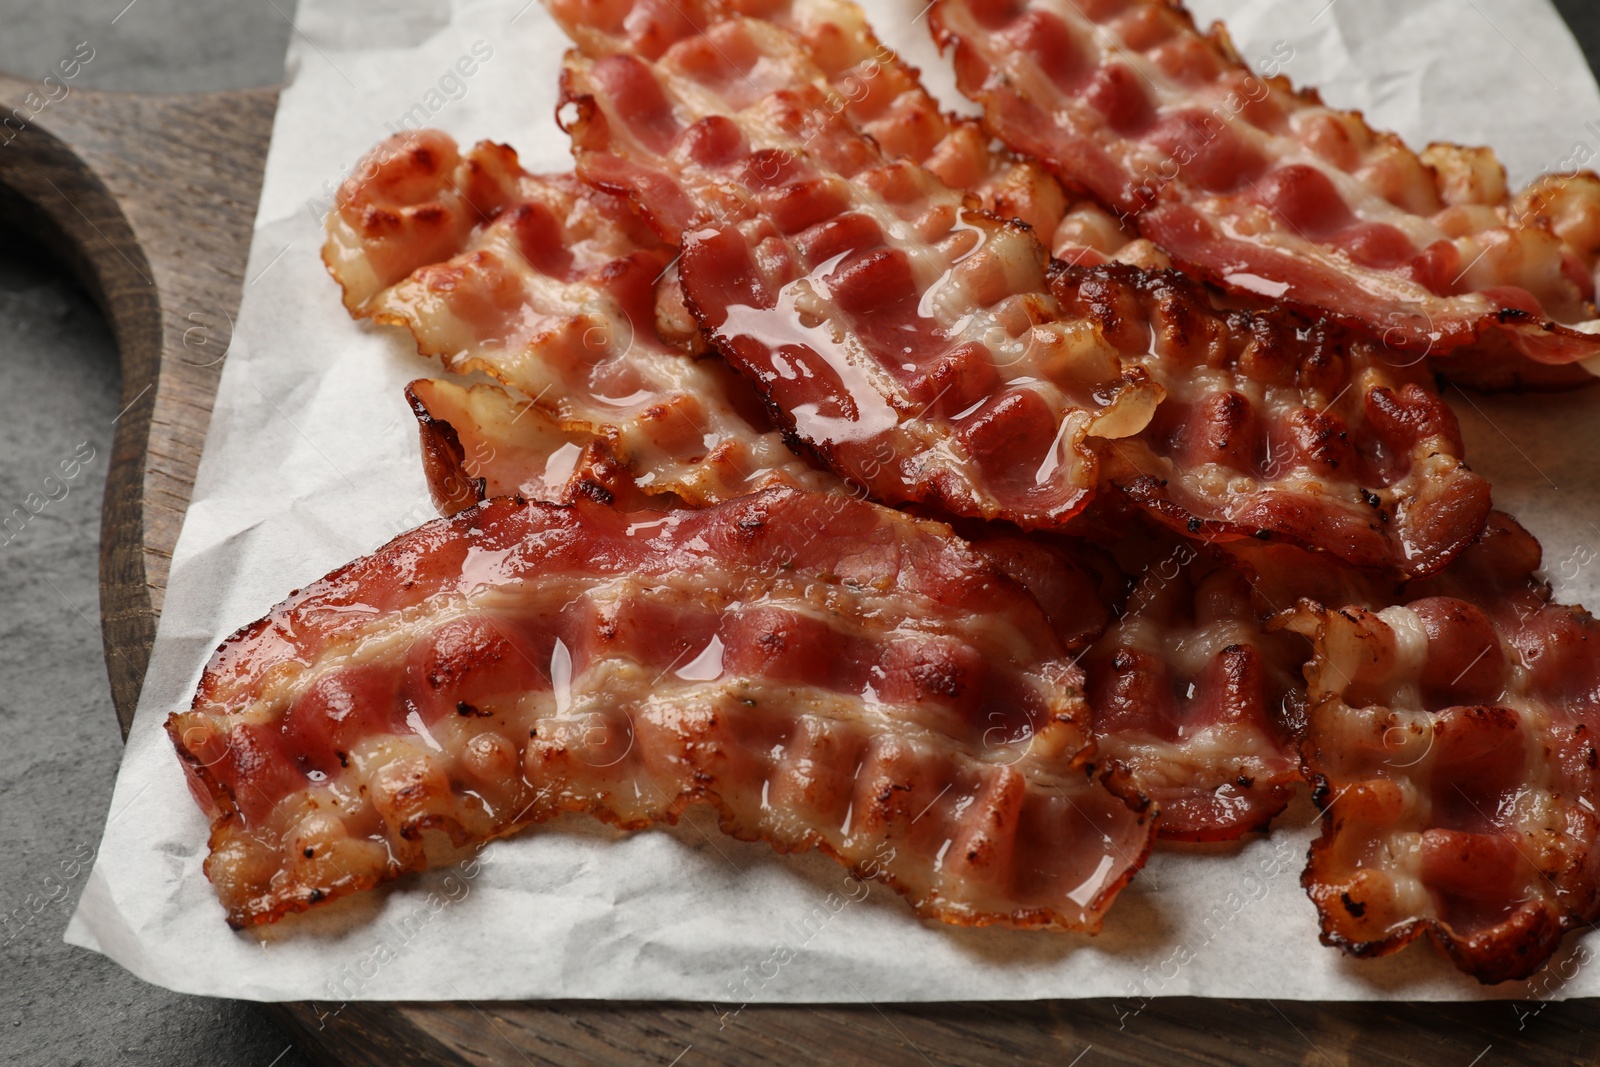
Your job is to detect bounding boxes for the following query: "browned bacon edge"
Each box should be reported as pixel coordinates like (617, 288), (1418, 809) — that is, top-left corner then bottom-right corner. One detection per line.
(405, 378), (684, 513)
(408, 381), (486, 515)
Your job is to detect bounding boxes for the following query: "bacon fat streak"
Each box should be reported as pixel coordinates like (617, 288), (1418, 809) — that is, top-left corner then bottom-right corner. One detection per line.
(170, 488), (1152, 929)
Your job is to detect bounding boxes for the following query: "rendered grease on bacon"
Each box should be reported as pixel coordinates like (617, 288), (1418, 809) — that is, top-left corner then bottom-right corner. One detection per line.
(930, 0), (1600, 369)
(321, 7), (1148, 518)
(557, 0), (1164, 529)
(169, 488), (1153, 930)
(325, 131), (835, 507)
(1283, 514), (1600, 983)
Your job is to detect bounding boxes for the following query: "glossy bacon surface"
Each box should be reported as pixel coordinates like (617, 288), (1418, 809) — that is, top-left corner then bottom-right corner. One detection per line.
(556, 0), (1165, 530)
(932, 0), (1600, 367)
(327, 4), (1166, 516)
(169, 488), (1153, 930)
(325, 131), (833, 506)
(1283, 515), (1600, 982)
(1054, 263), (1491, 577)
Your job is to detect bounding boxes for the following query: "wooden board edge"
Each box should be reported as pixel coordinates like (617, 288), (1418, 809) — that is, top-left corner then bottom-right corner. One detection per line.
(0, 73), (277, 733)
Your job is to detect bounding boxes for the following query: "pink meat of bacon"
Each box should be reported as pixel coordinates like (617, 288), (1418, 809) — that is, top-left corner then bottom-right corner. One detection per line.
(1282, 514), (1600, 983)
(930, 0), (1600, 369)
(552, 0), (1489, 575)
(169, 487), (1153, 930)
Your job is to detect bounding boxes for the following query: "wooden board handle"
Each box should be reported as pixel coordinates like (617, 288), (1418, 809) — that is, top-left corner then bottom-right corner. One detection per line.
(0, 74), (277, 731)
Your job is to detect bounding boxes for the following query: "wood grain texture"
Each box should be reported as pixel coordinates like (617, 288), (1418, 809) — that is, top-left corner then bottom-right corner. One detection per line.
(0, 72), (276, 721)
(5, 74), (1600, 1067)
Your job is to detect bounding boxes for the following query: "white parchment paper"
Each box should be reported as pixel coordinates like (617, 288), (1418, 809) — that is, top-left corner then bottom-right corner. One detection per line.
(65, 0), (1600, 1003)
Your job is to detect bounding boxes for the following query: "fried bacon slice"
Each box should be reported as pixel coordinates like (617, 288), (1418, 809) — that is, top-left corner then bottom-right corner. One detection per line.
(325, 132), (834, 506)
(1053, 263), (1492, 577)
(556, 0), (1164, 530)
(553, 0), (1489, 574)
(169, 488), (1154, 930)
(930, 0), (1600, 368)
(326, 0), (1142, 515)
(1282, 514), (1600, 982)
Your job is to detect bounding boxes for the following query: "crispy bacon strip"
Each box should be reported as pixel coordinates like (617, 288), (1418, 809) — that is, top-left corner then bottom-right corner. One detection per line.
(325, 133), (834, 506)
(931, 0), (1600, 367)
(1282, 514), (1600, 982)
(556, 0), (1164, 530)
(553, 0), (1488, 573)
(1053, 263), (1492, 577)
(169, 488), (1153, 930)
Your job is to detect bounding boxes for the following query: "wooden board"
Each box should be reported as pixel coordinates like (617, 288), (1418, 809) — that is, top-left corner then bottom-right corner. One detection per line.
(5, 71), (1600, 1067)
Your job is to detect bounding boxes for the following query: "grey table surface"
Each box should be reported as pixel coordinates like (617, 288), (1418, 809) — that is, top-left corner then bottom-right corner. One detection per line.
(1, 2), (1598, 1066)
